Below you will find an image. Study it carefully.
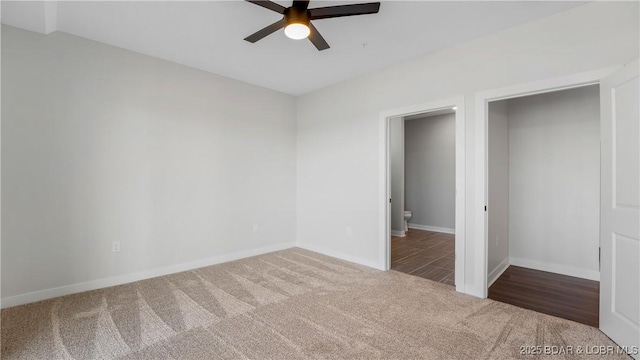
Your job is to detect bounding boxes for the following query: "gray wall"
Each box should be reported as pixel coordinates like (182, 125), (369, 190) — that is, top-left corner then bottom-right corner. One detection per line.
(508, 85), (600, 279)
(487, 101), (510, 283)
(404, 113), (455, 230)
(389, 117), (405, 234)
(2, 26), (297, 300)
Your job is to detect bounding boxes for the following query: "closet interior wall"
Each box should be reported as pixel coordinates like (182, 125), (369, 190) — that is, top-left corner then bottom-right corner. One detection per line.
(487, 85), (601, 282)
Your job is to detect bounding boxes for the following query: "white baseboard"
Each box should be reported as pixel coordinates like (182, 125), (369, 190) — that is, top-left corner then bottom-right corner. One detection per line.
(1, 242), (296, 309)
(296, 242), (383, 270)
(509, 256), (600, 281)
(408, 223), (455, 235)
(488, 257), (510, 287)
(391, 230), (406, 237)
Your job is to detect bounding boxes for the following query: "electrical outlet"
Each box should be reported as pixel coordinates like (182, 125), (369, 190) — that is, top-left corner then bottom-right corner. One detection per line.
(346, 227), (352, 236)
(112, 241), (120, 253)
(253, 223), (258, 232)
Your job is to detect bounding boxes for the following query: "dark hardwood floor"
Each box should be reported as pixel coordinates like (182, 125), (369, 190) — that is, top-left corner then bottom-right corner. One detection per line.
(391, 229), (455, 286)
(489, 266), (599, 327)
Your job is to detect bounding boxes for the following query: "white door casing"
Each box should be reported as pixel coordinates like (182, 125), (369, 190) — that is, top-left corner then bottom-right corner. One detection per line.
(600, 59), (640, 358)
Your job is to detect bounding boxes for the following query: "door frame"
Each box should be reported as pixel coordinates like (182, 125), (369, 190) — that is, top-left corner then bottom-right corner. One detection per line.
(474, 67), (620, 298)
(379, 96), (466, 293)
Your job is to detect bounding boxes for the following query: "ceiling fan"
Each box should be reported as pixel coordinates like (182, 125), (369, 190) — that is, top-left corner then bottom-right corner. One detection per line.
(244, 0), (381, 51)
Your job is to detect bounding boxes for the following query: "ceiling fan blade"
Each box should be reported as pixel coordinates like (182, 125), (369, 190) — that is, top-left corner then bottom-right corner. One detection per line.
(244, 19), (285, 43)
(308, 22), (329, 51)
(292, 0), (310, 11)
(246, 0), (286, 14)
(309, 2), (380, 20)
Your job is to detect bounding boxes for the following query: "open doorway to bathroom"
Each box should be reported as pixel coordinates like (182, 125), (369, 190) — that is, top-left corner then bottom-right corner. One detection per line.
(390, 109), (456, 285)
(384, 100), (464, 289)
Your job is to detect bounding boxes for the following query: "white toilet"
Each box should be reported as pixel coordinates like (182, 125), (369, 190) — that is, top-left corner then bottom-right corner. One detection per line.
(403, 211), (412, 232)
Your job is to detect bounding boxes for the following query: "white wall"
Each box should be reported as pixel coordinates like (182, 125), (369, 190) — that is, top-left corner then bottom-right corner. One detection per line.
(1, 26), (297, 304)
(296, 2), (639, 296)
(508, 85), (600, 280)
(487, 101), (509, 284)
(404, 113), (455, 231)
(389, 117), (404, 235)
(0, 1), (57, 35)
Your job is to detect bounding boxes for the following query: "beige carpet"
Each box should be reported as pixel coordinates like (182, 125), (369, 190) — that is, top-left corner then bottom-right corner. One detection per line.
(1, 248), (627, 359)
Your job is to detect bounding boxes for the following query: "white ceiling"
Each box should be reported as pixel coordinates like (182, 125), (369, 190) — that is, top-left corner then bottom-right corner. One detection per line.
(2, 1), (584, 95)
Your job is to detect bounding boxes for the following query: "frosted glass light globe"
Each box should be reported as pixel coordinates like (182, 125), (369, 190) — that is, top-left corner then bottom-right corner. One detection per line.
(284, 23), (310, 40)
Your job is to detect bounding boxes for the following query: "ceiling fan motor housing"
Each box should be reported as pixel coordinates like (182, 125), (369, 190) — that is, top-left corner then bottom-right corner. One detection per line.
(285, 6), (310, 27)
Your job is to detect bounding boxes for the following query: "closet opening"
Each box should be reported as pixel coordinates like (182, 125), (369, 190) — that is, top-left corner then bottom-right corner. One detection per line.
(485, 84), (601, 327)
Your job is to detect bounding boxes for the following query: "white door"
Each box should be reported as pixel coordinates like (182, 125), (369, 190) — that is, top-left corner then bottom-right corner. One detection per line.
(600, 59), (640, 358)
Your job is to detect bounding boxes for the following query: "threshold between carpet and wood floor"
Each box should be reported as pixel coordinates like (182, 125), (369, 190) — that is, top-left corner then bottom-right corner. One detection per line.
(489, 265), (600, 328)
(1, 248), (624, 359)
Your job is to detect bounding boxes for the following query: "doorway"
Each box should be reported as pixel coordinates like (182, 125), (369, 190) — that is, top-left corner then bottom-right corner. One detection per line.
(485, 84), (601, 326)
(389, 110), (456, 286)
(380, 96), (466, 293)
(475, 63), (639, 353)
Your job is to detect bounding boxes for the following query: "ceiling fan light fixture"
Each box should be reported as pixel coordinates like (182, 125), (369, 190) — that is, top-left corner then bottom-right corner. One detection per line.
(244, 1), (381, 50)
(284, 22), (310, 40)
